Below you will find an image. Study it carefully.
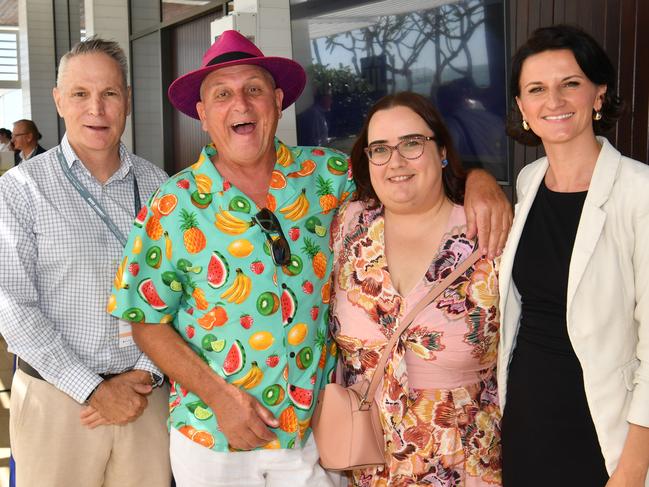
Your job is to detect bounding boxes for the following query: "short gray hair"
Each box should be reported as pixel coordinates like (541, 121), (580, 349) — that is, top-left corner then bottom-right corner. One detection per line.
(57, 36), (128, 87)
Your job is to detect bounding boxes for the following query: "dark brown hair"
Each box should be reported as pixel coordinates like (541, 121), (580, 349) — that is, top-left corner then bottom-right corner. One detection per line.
(350, 91), (466, 206)
(507, 24), (625, 146)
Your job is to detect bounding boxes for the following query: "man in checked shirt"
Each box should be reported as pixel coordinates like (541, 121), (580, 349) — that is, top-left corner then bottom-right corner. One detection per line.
(0, 38), (171, 486)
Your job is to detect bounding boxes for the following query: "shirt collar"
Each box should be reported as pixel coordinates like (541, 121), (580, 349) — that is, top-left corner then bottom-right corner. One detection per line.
(20, 147), (38, 160)
(190, 138), (301, 208)
(60, 133), (134, 182)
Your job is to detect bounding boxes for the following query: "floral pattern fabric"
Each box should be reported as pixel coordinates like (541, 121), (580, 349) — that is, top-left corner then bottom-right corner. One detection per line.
(330, 201), (502, 486)
(109, 139), (355, 452)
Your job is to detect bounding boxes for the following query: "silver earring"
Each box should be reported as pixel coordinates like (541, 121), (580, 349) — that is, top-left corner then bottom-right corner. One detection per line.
(441, 158), (448, 168)
(522, 120), (530, 131)
(593, 111), (602, 121)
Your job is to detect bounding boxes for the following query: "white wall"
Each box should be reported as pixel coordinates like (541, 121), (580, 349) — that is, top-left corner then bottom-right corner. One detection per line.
(131, 32), (164, 168)
(84, 0), (133, 151)
(18, 0), (59, 150)
(0, 90), (24, 128)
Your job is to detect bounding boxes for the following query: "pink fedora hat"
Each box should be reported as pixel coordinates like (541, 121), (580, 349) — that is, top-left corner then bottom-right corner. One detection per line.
(168, 30), (306, 119)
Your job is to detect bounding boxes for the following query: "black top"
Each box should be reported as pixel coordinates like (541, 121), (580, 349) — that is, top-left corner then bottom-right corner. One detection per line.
(501, 180), (609, 486)
(14, 144), (46, 165)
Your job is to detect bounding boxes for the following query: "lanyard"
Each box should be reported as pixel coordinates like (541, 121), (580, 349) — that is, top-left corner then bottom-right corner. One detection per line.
(57, 148), (141, 247)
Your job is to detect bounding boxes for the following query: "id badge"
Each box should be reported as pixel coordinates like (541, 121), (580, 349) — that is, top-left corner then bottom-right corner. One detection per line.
(118, 320), (136, 348)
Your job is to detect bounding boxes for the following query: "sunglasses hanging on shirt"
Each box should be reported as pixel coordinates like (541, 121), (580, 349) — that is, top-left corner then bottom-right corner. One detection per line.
(252, 208), (292, 267)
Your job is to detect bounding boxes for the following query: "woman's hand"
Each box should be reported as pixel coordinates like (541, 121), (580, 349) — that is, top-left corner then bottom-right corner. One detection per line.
(606, 469), (646, 487)
(606, 424), (649, 486)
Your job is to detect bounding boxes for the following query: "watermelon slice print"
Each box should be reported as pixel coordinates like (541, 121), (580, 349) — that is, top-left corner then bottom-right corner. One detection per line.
(134, 206), (147, 228)
(207, 251), (229, 289)
(222, 339), (246, 376)
(137, 278), (167, 311)
(280, 284), (297, 326)
(288, 385), (313, 410)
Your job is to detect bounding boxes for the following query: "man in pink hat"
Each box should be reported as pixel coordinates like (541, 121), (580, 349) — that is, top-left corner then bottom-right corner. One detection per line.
(108, 30), (510, 486)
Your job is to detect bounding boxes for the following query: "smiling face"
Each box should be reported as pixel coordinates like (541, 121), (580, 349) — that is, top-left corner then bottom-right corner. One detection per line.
(196, 64), (283, 170)
(367, 105), (446, 214)
(516, 49), (606, 148)
(52, 52), (130, 162)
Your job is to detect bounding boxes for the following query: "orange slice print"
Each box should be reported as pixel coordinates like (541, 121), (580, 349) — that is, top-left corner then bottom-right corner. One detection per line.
(157, 194), (178, 216)
(321, 281), (331, 304)
(269, 170), (287, 190)
(192, 430), (215, 449)
(178, 424), (197, 439)
(288, 159), (316, 178)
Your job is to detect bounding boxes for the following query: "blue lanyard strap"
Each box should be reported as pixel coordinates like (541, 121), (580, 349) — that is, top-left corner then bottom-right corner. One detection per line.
(57, 148), (141, 247)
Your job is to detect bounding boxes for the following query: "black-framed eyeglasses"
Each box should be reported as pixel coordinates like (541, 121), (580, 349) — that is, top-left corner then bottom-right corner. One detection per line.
(364, 135), (436, 166)
(252, 208), (291, 266)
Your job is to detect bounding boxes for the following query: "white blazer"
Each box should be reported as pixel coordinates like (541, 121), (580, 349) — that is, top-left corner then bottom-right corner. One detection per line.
(498, 137), (649, 478)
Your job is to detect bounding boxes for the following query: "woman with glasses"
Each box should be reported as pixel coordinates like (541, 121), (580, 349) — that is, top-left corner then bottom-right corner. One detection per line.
(329, 91), (502, 486)
(499, 25), (649, 487)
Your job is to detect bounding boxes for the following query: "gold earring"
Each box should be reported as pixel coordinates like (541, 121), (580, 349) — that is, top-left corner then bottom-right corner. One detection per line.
(522, 120), (530, 131)
(593, 111), (602, 121)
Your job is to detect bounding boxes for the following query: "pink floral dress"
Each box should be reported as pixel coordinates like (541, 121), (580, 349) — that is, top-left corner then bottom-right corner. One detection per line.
(330, 201), (502, 487)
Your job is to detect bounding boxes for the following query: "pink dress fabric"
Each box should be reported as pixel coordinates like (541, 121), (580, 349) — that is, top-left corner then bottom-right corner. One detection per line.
(330, 201), (502, 487)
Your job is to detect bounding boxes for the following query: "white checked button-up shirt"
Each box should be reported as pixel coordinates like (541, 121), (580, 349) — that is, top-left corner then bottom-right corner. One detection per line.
(0, 134), (168, 403)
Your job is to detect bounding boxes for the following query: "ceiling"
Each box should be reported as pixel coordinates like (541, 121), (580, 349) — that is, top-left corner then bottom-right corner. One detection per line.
(0, 1), (214, 28)
(288, 0), (466, 40)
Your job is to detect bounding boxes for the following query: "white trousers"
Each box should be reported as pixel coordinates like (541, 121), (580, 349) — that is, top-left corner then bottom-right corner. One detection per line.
(170, 428), (347, 487)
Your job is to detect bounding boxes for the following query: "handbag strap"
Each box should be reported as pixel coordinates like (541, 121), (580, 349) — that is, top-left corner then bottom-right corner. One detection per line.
(360, 248), (483, 406)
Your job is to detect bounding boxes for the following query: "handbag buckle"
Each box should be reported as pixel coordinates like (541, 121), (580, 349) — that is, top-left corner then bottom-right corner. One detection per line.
(357, 381), (372, 410)
(358, 397), (372, 410)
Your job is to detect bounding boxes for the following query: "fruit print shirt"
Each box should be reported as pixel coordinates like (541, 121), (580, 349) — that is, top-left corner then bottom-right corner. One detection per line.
(110, 139), (355, 452)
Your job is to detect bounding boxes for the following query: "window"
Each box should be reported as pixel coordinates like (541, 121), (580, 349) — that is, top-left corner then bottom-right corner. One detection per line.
(130, 0), (224, 32)
(290, 0), (509, 182)
(0, 30), (19, 83)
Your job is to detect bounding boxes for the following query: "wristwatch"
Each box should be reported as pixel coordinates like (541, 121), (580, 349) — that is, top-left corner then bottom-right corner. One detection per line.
(83, 383), (100, 405)
(149, 372), (162, 387)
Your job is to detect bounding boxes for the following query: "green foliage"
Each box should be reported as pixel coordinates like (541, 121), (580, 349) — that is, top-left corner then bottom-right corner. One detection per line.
(305, 63), (375, 139)
(306, 63), (371, 97)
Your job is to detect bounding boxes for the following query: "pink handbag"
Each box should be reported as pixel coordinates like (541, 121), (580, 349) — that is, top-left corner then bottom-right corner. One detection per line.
(311, 250), (482, 471)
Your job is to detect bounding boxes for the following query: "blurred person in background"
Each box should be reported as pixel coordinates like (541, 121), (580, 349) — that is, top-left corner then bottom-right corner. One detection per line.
(12, 119), (46, 165)
(0, 128), (12, 151)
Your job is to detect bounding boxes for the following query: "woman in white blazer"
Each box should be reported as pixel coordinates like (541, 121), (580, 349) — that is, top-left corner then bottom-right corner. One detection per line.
(498, 25), (649, 487)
